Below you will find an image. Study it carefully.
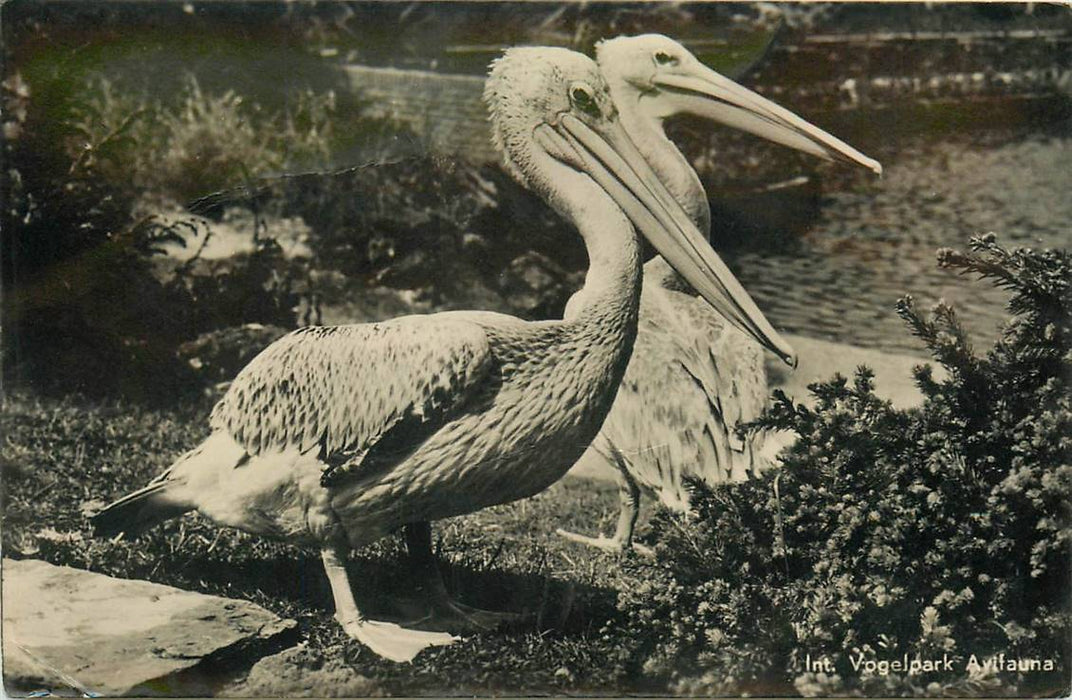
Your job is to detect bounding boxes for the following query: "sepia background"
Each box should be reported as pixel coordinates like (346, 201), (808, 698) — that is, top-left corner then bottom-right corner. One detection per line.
(2, 2), (1069, 697)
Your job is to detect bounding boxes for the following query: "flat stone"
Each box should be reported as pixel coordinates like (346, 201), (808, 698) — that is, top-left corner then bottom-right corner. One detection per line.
(3, 558), (298, 697)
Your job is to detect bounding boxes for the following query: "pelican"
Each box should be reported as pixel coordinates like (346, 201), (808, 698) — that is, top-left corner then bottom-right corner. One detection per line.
(91, 47), (794, 663)
(558, 34), (881, 553)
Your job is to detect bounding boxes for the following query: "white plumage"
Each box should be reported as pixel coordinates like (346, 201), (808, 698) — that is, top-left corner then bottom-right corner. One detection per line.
(92, 46), (795, 662)
(559, 35), (881, 553)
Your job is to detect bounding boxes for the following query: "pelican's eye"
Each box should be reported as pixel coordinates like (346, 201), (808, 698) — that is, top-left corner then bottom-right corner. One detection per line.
(569, 83), (600, 117)
(654, 50), (679, 67)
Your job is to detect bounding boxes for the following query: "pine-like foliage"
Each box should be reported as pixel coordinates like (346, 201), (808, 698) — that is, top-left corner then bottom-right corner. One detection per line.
(611, 235), (1071, 697)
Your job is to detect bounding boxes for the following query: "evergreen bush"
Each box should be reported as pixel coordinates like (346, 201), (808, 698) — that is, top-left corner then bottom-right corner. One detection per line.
(610, 236), (1071, 697)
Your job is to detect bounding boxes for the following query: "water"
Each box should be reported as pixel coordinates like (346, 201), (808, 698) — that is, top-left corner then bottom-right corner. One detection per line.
(734, 127), (1072, 357)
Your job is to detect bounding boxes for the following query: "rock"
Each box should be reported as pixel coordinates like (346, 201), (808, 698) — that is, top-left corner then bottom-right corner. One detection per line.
(222, 643), (382, 697)
(2, 558), (298, 697)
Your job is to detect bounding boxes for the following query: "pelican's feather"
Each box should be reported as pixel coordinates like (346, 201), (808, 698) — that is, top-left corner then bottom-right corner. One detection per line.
(210, 316), (494, 485)
(592, 284), (770, 511)
(672, 290), (769, 482)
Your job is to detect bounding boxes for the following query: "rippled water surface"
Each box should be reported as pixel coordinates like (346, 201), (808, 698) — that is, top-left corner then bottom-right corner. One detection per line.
(735, 128), (1072, 356)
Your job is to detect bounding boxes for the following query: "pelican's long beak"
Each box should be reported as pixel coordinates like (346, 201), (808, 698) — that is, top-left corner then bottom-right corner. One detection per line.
(655, 66), (882, 175)
(536, 114), (796, 366)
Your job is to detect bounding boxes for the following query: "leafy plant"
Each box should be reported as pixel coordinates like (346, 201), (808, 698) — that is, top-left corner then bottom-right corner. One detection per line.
(609, 235), (1071, 697)
(2, 68), (312, 400)
(189, 156), (588, 320)
(64, 73), (339, 206)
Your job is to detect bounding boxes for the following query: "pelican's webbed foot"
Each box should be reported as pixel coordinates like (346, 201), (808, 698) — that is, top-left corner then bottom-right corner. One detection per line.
(336, 614), (459, 663)
(555, 528), (654, 557)
(321, 544), (458, 663)
(405, 521), (529, 633)
(556, 470), (653, 556)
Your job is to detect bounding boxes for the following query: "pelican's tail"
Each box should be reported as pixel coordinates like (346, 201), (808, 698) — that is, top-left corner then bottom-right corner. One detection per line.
(91, 476), (193, 539)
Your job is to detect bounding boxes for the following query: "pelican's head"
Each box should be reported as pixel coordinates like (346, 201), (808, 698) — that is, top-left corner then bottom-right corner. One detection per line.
(485, 47), (620, 194)
(485, 47), (796, 366)
(596, 34), (882, 175)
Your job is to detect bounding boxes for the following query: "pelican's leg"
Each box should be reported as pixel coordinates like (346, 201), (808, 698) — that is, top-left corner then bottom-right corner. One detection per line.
(404, 521), (524, 632)
(320, 542), (458, 662)
(611, 468), (642, 548)
(557, 455), (653, 557)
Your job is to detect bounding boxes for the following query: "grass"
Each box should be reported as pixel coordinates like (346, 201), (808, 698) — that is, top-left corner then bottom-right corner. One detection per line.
(1, 389), (666, 696)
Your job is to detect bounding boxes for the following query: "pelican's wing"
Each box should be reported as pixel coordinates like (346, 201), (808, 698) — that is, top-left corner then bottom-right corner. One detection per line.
(209, 316), (494, 485)
(594, 286), (773, 512)
(670, 290), (770, 481)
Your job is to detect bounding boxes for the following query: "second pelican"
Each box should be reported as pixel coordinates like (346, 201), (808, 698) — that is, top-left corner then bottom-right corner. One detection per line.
(559, 34), (881, 553)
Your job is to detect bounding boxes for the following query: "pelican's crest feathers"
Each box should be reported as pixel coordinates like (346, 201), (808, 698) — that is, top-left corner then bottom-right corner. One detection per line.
(595, 33), (688, 63)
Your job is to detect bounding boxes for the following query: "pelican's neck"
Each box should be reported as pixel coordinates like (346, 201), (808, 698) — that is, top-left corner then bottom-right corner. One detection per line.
(611, 89), (710, 294)
(615, 93), (711, 238)
(558, 177), (642, 328)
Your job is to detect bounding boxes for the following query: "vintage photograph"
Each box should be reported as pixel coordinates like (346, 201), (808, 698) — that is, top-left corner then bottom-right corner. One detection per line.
(2, 1), (1069, 696)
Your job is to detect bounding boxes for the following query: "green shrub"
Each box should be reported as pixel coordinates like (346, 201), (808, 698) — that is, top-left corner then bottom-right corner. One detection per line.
(3, 211), (303, 401)
(150, 77), (277, 203)
(3, 67), (178, 399)
(2, 69), (309, 400)
(609, 235), (1071, 697)
(65, 74), (338, 205)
